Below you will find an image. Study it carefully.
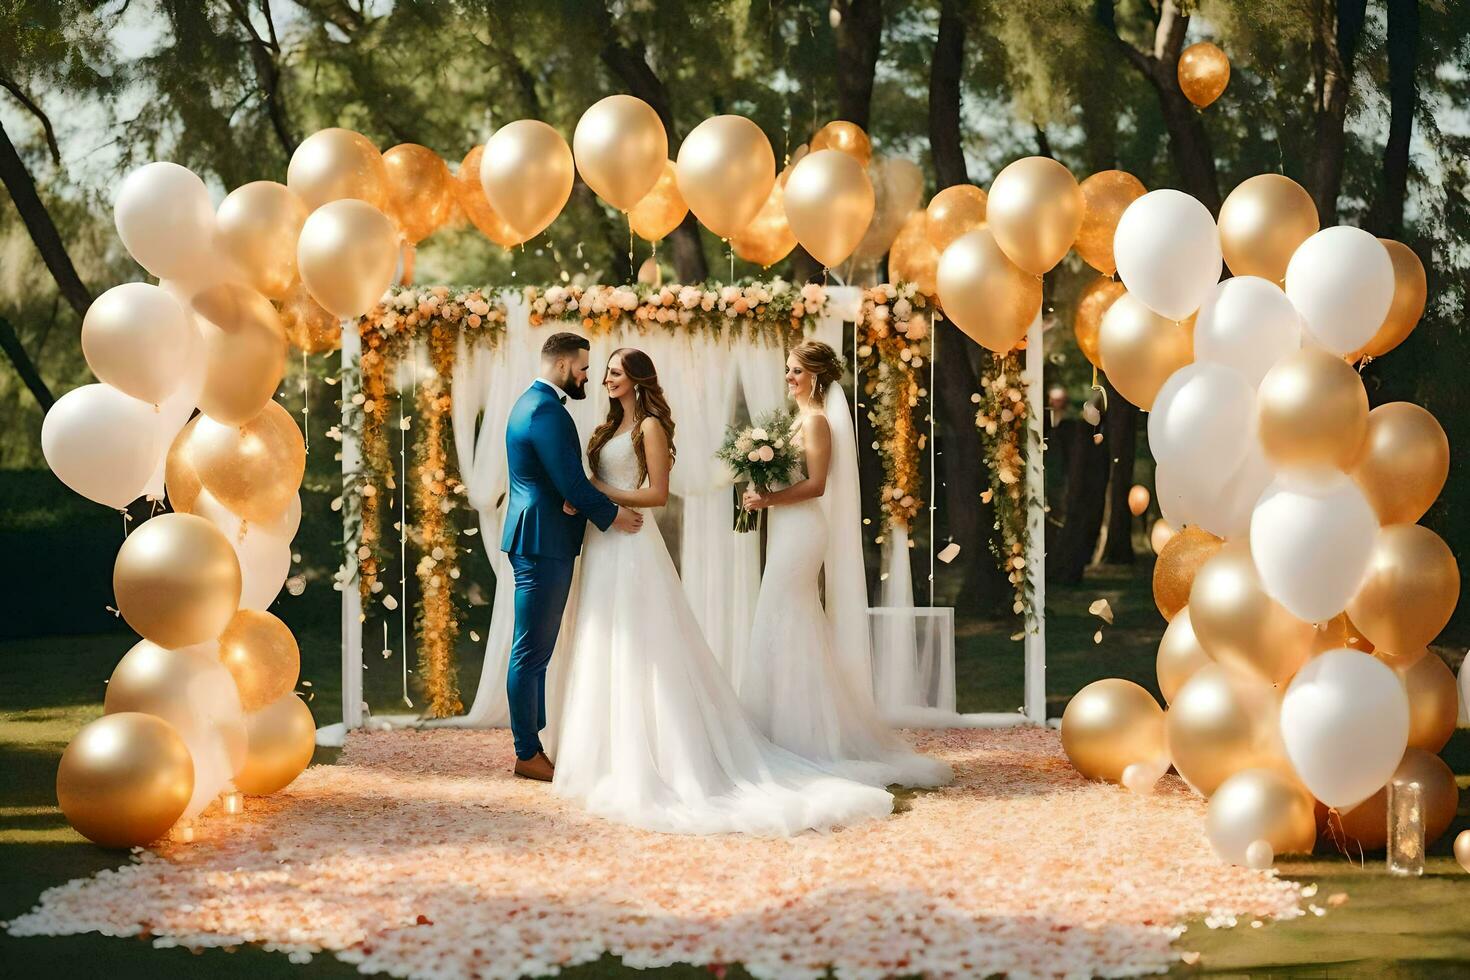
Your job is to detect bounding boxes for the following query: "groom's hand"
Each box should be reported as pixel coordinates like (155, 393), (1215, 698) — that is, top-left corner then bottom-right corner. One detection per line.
(562, 501), (578, 516)
(612, 506), (644, 533)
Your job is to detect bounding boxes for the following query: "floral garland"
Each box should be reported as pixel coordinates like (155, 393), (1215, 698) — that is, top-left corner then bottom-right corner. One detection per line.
(974, 351), (1035, 618)
(856, 283), (931, 530)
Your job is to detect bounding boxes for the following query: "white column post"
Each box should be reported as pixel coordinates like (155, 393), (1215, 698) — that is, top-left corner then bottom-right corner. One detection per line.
(1022, 312), (1047, 724)
(340, 320), (364, 731)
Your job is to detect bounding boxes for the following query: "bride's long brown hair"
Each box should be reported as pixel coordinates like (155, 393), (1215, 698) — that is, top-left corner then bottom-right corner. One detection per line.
(587, 347), (676, 487)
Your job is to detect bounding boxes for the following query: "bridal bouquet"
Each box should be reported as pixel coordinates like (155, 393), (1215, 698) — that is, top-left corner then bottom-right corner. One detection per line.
(717, 409), (798, 533)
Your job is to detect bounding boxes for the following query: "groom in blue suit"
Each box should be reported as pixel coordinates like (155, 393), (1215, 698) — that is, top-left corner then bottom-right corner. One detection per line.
(501, 332), (642, 781)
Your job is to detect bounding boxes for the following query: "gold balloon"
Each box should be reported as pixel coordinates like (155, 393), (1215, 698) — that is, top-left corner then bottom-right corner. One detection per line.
(1177, 41), (1231, 108)
(280, 281), (342, 354)
(57, 713), (194, 848)
(215, 181), (309, 300)
(936, 227), (1041, 353)
(191, 282), (288, 426)
(1075, 171), (1146, 275)
(731, 179), (796, 267)
(1128, 484), (1150, 517)
(1335, 748), (1458, 851)
(1189, 543), (1317, 686)
(1060, 678), (1166, 783)
(1098, 294), (1195, 411)
(782, 149), (875, 269)
(573, 95), (668, 211)
(1347, 524), (1460, 655)
(177, 400), (306, 525)
(1359, 240), (1427, 357)
(114, 513), (241, 648)
(1351, 402), (1449, 526)
(481, 119), (575, 241)
(1207, 767), (1317, 863)
(1153, 525), (1223, 621)
(1389, 650), (1460, 753)
(1256, 347), (1368, 470)
(164, 418), (203, 514)
(628, 160), (688, 242)
(1312, 611), (1374, 655)
(925, 184), (988, 253)
(1156, 607), (1213, 705)
(1456, 830), (1470, 873)
(104, 639), (248, 775)
(1074, 277), (1126, 369)
(810, 120), (873, 166)
(889, 210), (938, 295)
(235, 693), (316, 796)
(1150, 519), (1175, 556)
(1218, 174), (1319, 283)
(676, 114), (776, 240)
(382, 144), (454, 245)
(218, 610), (301, 713)
(1168, 663), (1287, 796)
(297, 198), (400, 320)
(986, 156), (1085, 276)
(455, 146), (522, 248)
(286, 128), (388, 211)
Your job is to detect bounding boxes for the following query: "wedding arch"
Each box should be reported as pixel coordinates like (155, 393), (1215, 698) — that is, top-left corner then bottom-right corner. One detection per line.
(325, 279), (1048, 742)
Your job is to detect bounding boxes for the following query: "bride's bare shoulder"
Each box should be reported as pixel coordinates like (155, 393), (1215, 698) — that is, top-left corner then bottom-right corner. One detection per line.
(799, 411), (830, 438)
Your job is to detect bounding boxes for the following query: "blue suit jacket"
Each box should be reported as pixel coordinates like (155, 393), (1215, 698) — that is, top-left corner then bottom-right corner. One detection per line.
(500, 381), (617, 558)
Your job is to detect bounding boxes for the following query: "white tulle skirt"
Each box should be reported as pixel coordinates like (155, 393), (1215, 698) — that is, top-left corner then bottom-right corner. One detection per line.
(549, 514), (895, 836)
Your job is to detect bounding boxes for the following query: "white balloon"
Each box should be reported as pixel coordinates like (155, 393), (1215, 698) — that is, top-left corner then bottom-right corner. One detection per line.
(1459, 655), (1470, 727)
(140, 280), (207, 500)
(1149, 363), (1256, 479)
(1114, 189), (1223, 320)
(114, 163), (218, 281)
(80, 283), (192, 405)
(1250, 470), (1378, 622)
(1280, 649), (1409, 810)
(192, 489), (293, 609)
(1193, 277), (1303, 388)
(1153, 430), (1273, 541)
(41, 384), (160, 509)
(1245, 839), (1275, 870)
(1285, 226), (1394, 354)
(1122, 756), (1169, 795)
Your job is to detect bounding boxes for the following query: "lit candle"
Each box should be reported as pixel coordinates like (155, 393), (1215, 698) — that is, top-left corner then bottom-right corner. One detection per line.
(222, 791), (244, 815)
(1387, 778), (1424, 877)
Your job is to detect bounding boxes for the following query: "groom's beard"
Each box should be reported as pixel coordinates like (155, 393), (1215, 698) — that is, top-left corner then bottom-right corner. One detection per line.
(564, 376), (588, 400)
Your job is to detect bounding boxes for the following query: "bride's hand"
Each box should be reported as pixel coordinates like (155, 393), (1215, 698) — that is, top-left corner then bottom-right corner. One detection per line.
(742, 487), (769, 511)
(562, 501), (578, 516)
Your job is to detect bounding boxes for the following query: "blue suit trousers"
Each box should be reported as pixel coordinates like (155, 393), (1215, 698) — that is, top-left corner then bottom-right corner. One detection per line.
(506, 552), (575, 760)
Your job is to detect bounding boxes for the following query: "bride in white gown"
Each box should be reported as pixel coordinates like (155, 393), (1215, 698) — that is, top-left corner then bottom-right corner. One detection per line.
(739, 340), (951, 790)
(550, 347), (895, 836)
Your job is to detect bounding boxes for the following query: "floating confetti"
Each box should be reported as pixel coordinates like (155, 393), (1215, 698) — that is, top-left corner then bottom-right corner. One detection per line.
(1088, 598), (1114, 624)
(937, 542), (961, 564)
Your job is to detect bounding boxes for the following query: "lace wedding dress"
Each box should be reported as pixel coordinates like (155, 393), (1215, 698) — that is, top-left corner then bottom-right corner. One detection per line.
(735, 386), (952, 790)
(549, 429), (895, 836)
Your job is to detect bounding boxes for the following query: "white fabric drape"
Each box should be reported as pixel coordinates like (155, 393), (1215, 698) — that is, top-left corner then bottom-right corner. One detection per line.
(819, 382), (877, 707)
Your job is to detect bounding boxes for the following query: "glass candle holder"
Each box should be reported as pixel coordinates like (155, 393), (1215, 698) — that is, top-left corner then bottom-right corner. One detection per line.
(1387, 778), (1424, 877)
(222, 790), (244, 815)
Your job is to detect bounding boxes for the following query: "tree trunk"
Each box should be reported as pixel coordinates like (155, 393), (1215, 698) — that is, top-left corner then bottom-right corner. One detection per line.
(1309, 0), (1368, 226)
(0, 314), (54, 411)
(1100, 378), (1137, 564)
(1052, 417), (1109, 584)
(1371, 0), (1418, 240)
(832, 0), (883, 129)
(0, 118), (91, 317)
(928, 0), (968, 187)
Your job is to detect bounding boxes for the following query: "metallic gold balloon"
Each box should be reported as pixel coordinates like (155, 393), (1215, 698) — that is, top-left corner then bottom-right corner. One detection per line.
(286, 128), (388, 211)
(215, 181), (309, 300)
(936, 227), (1041, 353)
(1336, 748), (1458, 851)
(1167, 663), (1287, 796)
(1128, 484), (1151, 517)
(782, 148), (875, 269)
(925, 184), (988, 253)
(628, 160), (688, 242)
(1153, 525), (1223, 621)
(1347, 524), (1460, 655)
(191, 282), (288, 426)
(382, 144), (454, 244)
(1074, 277), (1126, 369)
(1189, 543), (1316, 686)
(810, 120), (873, 165)
(114, 513), (241, 648)
(676, 115), (776, 240)
(1207, 767), (1317, 864)
(1351, 402), (1448, 526)
(234, 693), (316, 796)
(1060, 678), (1166, 783)
(1359, 240), (1427, 358)
(57, 713), (194, 848)
(1150, 519), (1176, 555)
(218, 610), (301, 713)
(1218, 174), (1319, 283)
(481, 119), (575, 240)
(1075, 170), (1146, 276)
(80, 283), (193, 405)
(455, 146), (522, 248)
(1177, 41), (1231, 108)
(104, 639), (248, 775)
(731, 178), (796, 267)
(889, 210), (938, 295)
(1312, 612), (1374, 655)
(1385, 649), (1459, 753)
(573, 95), (668, 211)
(297, 199), (400, 320)
(279, 281), (342, 354)
(164, 418), (203, 514)
(986, 156), (1085, 276)
(1098, 293), (1195, 411)
(1456, 830), (1470, 873)
(180, 400), (305, 524)
(1156, 607), (1213, 704)
(1256, 347), (1368, 470)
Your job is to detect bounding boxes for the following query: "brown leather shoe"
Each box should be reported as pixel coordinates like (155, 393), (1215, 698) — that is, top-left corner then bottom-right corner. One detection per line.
(513, 752), (554, 782)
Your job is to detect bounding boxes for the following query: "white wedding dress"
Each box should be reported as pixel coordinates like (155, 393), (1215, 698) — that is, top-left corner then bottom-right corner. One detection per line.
(735, 386), (952, 790)
(550, 429), (895, 836)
